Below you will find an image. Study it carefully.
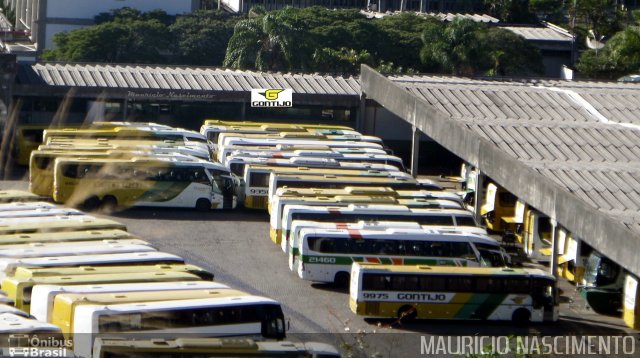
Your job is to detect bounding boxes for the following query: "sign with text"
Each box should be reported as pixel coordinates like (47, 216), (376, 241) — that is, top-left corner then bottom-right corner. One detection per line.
(251, 89), (293, 107)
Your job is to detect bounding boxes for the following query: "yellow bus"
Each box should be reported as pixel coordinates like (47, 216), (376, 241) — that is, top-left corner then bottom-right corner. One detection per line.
(0, 313), (62, 335)
(243, 165), (411, 210)
(200, 119), (353, 141)
(53, 288), (242, 337)
(29, 149), (200, 197)
(350, 263), (558, 323)
(216, 131), (382, 152)
(2, 271), (203, 312)
(0, 216), (126, 235)
(53, 156), (238, 210)
(31, 281), (228, 323)
(268, 174), (443, 202)
(0, 229), (134, 246)
(72, 295), (286, 358)
(480, 182), (517, 232)
(93, 337), (340, 358)
(13, 263), (213, 281)
(38, 142), (212, 160)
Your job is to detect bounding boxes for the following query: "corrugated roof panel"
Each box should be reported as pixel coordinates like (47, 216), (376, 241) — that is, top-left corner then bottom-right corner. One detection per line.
(603, 171), (634, 193)
(599, 188), (627, 210)
(507, 142), (532, 160)
(582, 170), (608, 192)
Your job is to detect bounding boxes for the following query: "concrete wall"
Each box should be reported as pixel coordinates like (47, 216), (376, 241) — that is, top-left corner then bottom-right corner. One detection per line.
(360, 64), (640, 278)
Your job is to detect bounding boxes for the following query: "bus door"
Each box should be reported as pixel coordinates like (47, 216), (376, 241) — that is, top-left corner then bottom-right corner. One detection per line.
(220, 175), (235, 209)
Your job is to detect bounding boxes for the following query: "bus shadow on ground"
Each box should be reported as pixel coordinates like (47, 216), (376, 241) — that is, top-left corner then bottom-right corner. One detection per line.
(104, 207), (270, 222)
(362, 316), (634, 336)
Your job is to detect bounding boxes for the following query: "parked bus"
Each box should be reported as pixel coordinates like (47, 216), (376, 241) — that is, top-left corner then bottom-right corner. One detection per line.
(54, 288), (244, 337)
(244, 165), (411, 210)
(226, 155), (399, 178)
(31, 281), (228, 322)
(216, 138), (384, 162)
(3, 271), (203, 312)
(295, 227), (507, 285)
(38, 142), (211, 160)
(480, 182), (517, 232)
(0, 303), (27, 316)
(0, 201), (56, 211)
(0, 229), (134, 246)
(350, 263), (558, 323)
(14, 263), (213, 281)
(200, 119), (353, 142)
(286, 219), (487, 262)
(72, 295), (286, 358)
(226, 150), (405, 172)
(0, 216), (126, 235)
(29, 149), (200, 196)
(2, 251), (185, 283)
(268, 174), (442, 202)
(0, 313), (62, 334)
(0, 189), (46, 203)
(270, 194), (464, 244)
(93, 337), (340, 358)
(53, 156), (238, 210)
(281, 205), (482, 254)
(217, 132), (382, 152)
(579, 251), (625, 315)
(218, 145), (387, 166)
(270, 186), (463, 214)
(0, 208), (84, 221)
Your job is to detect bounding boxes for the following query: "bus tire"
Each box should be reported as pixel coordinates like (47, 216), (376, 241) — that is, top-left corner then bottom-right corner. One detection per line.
(101, 196), (118, 213)
(398, 305), (417, 321)
(83, 196), (100, 211)
(334, 272), (350, 288)
(511, 308), (531, 325)
(195, 198), (211, 211)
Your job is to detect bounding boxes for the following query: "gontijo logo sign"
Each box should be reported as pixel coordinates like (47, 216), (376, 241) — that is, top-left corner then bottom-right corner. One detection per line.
(251, 89), (293, 107)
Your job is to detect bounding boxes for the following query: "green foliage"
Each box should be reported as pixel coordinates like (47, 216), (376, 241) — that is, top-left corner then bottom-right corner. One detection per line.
(419, 18), (544, 77)
(484, 0), (537, 23)
(573, 0), (623, 38)
(313, 47), (373, 74)
(577, 26), (640, 79)
(169, 10), (240, 66)
(224, 8), (311, 71)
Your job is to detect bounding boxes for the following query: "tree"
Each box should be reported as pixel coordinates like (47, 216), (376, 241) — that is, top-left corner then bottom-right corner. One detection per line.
(312, 47), (373, 74)
(484, 0), (537, 23)
(577, 26), (640, 79)
(169, 10), (240, 66)
(573, 0), (622, 38)
(224, 8), (311, 71)
(42, 16), (172, 63)
(374, 13), (439, 71)
(477, 27), (545, 76)
(420, 18), (484, 76)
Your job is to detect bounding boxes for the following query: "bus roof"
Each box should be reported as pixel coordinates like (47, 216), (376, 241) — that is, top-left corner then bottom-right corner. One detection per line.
(0, 201), (56, 211)
(14, 263), (210, 279)
(6, 271), (203, 286)
(0, 216), (127, 235)
(227, 156), (399, 171)
(0, 229), (135, 246)
(0, 190), (46, 203)
(274, 187), (462, 202)
(54, 156), (228, 172)
(56, 288), (245, 307)
(353, 263), (555, 279)
(298, 227), (497, 245)
(0, 313), (61, 333)
(249, 165), (410, 178)
(283, 204), (473, 216)
(0, 208), (84, 220)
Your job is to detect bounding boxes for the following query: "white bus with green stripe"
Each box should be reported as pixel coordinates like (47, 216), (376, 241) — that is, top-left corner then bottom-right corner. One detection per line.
(295, 227), (507, 286)
(281, 204), (483, 254)
(270, 194), (465, 245)
(350, 263), (558, 323)
(287, 220), (490, 269)
(53, 156), (238, 210)
(218, 145), (387, 166)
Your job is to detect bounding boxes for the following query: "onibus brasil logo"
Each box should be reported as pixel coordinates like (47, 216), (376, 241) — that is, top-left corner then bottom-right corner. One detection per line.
(251, 88), (293, 107)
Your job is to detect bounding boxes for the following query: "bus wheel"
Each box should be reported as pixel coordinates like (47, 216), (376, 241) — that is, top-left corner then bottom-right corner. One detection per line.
(83, 196), (100, 211)
(334, 272), (350, 288)
(101, 196), (118, 213)
(397, 305), (417, 322)
(195, 198), (211, 211)
(511, 308), (531, 325)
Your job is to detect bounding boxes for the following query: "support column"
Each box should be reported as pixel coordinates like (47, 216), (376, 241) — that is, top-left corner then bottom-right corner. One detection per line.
(240, 102), (246, 120)
(410, 125), (420, 177)
(574, 239), (584, 283)
(356, 95), (365, 133)
(550, 219), (559, 278)
(473, 172), (484, 225)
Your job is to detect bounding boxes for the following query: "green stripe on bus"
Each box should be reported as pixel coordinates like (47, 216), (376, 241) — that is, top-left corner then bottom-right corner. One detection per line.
(463, 294), (508, 320)
(301, 256), (464, 266)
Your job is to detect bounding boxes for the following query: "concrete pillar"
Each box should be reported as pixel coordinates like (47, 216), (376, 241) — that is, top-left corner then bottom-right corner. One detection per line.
(410, 125), (420, 177)
(356, 95), (365, 133)
(473, 172), (484, 225)
(574, 239), (584, 283)
(240, 102), (246, 120)
(549, 219), (559, 278)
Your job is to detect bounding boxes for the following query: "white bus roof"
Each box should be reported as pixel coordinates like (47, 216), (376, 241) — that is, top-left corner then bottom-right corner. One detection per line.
(0, 214), (95, 225)
(220, 137), (383, 149)
(0, 202), (57, 211)
(31, 281), (229, 322)
(283, 204), (473, 215)
(0, 208), (84, 220)
(0, 313), (61, 333)
(0, 303), (27, 317)
(298, 227), (498, 245)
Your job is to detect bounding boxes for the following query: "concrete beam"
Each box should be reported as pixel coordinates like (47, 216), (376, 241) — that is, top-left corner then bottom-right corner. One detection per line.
(410, 125), (419, 177)
(360, 64), (640, 278)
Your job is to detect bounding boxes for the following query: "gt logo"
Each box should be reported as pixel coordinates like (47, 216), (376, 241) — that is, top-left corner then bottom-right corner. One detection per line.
(261, 89), (283, 100)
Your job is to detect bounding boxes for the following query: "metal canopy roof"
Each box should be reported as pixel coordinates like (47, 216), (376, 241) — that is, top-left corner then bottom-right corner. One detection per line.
(361, 66), (640, 277)
(20, 63), (361, 96)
